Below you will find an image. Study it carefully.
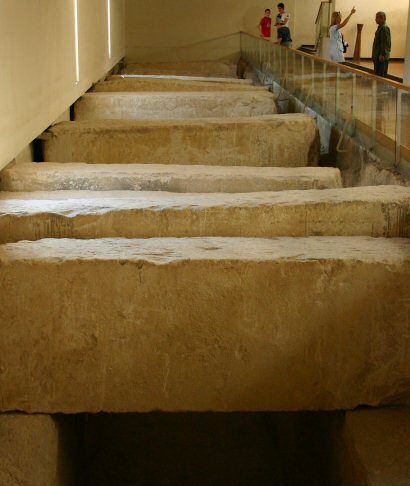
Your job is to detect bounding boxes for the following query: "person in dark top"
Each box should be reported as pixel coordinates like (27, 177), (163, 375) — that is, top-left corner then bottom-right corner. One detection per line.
(372, 11), (391, 77)
(259, 9), (272, 39)
(276, 26), (292, 47)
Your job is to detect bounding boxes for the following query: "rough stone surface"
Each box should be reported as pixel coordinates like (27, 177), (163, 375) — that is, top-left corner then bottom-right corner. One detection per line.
(0, 236), (409, 413)
(122, 61), (237, 77)
(0, 186), (408, 242)
(111, 74), (253, 84)
(74, 91), (277, 121)
(93, 77), (266, 92)
(336, 408), (410, 485)
(44, 115), (319, 167)
(0, 163), (342, 192)
(0, 414), (82, 486)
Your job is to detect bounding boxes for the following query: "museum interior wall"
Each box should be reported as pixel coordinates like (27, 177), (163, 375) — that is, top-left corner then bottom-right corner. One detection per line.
(334, 0), (408, 58)
(0, 0), (125, 170)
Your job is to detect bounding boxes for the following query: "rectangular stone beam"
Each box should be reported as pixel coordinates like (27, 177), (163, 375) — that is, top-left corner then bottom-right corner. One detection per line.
(334, 408), (410, 485)
(43, 115), (319, 167)
(111, 74), (253, 84)
(74, 92), (277, 121)
(0, 186), (408, 243)
(0, 236), (409, 413)
(93, 78), (266, 92)
(0, 164), (342, 193)
(122, 61), (237, 77)
(0, 414), (83, 486)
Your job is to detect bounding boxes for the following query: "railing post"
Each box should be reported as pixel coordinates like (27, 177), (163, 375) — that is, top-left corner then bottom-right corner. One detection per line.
(371, 79), (377, 149)
(311, 58), (315, 97)
(279, 46), (282, 79)
(395, 90), (402, 170)
(322, 63), (327, 115)
(351, 73), (357, 135)
(301, 56), (305, 94)
(335, 67), (341, 126)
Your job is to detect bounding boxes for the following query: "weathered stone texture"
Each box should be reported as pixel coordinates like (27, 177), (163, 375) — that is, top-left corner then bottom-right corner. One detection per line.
(74, 91), (277, 121)
(44, 115), (320, 167)
(0, 414), (81, 486)
(335, 408), (410, 485)
(0, 163), (342, 193)
(93, 77), (265, 92)
(0, 236), (409, 413)
(0, 186), (408, 243)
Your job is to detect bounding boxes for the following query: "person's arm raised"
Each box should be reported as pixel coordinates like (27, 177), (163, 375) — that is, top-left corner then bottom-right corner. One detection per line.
(337, 7), (356, 29)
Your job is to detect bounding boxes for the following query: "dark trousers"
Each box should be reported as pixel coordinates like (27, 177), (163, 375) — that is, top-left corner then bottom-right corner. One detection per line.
(373, 59), (389, 77)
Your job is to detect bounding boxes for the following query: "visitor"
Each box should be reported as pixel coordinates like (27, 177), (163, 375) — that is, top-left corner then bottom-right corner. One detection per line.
(259, 9), (272, 40)
(275, 3), (290, 31)
(372, 12), (391, 78)
(329, 7), (356, 63)
(275, 25), (292, 48)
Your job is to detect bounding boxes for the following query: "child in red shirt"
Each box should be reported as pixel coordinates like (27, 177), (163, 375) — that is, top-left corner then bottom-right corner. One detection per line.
(259, 9), (272, 39)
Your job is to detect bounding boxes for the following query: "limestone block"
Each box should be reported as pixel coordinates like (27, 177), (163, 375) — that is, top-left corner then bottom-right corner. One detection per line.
(336, 408), (410, 485)
(0, 414), (82, 486)
(93, 77), (265, 92)
(0, 163), (342, 192)
(74, 92), (277, 121)
(122, 61), (237, 77)
(0, 186), (407, 243)
(111, 74), (254, 84)
(0, 236), (409, 413)
(44, 115), (320, 167)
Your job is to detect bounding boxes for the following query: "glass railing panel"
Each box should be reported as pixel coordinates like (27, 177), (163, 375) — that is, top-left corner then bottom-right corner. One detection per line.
(323, 64), (338, 124)
(373, 81), (397, 166)
(301, 55), (314, 102)
(239, 32), (409, 176)
(286, 50), (296, 95)
(399, 91), (410, 170)
(293, 53), (303, 97)
(312, 59), (327, 116)
(336, 69), (354, 129)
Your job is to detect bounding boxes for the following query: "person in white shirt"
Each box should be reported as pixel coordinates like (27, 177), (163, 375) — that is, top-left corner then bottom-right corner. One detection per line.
(275, 3), (290, 30)
(329, 7), (356, 62)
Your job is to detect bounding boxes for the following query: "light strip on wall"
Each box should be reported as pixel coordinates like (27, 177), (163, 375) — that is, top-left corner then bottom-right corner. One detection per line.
(108, 0), (112, 59)
(74, 0), (80, 83)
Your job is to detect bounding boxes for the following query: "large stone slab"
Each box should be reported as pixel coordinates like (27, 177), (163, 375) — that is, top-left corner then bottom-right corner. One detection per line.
(0, 186), (408, 243)
(44, 115), (319, 167)
(93, 77), (265, 92)
(335, 408), (410, 485)
(112, 74), (253, 84)
(74, 92), (277, 121)
(0, 414), (82, 486)
(0, 236), (409, 412)
(0, 163), (342, 193)
(122, 61), (237, 77)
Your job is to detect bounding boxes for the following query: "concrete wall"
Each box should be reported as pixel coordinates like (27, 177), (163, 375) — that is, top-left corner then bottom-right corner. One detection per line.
(0, 0), (126, 171)
(334, 0), (408, 59)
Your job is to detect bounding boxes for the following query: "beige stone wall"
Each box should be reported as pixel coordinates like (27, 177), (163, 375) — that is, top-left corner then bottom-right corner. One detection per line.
(334, 0), (408, 59)
(124, 0), (296, 63)
(0, 0), (126, 171)
(124, 0), (408, 62)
